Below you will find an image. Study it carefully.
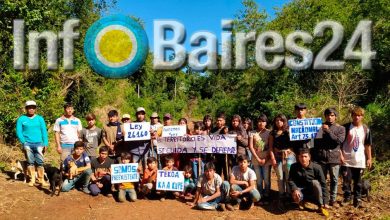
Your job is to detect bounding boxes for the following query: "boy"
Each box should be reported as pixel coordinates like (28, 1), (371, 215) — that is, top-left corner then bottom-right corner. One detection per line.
(159, 155), (179, 201)
(102, 110), (124, 159)
(188, 162), (223, 211)
(141, 157), (158, 197)
(54, 103), (82, 160)
(222, 155), (260, 211)
(117, 152), (137, 202)
(341, 106), (372, 208)
(81, 113), (102, 159)
(89, 146), (114, 196)
(62, 141), (92, 194)
(291, 103), (312, 155)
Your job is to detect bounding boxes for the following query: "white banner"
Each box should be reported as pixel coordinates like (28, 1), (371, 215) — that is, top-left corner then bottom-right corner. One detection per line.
(111, 163), (139, 184)
(161, 125), (187, 137)
(156, 170), (184, 192)
(124, 122), (151, 141)
(157, 134), (237, 154)
(288, 118), (322, 141)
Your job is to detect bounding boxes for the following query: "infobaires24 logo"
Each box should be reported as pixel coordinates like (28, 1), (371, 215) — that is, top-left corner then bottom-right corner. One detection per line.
(84, 15), (149, 78)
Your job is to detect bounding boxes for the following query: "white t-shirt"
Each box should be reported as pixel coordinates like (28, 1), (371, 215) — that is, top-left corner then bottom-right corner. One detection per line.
(343, 124), (366, 168)
(53, 116), (82, 146)
(197, 173), (222, 196)
(231, 166), (257, 182)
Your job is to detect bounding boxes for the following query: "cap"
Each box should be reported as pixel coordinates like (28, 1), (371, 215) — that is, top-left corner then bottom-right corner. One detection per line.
(163, 113), (172, 119)
(122, 114), (131, 119)
(294, 103), (307, 110)
(136, 107), (146, 113)
(25, 100), (37, 107)
(150, 112), (159, 118)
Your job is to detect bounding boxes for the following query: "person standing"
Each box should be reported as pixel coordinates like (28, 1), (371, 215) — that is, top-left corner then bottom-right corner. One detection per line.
(16, 100), (49, 187)
(54, 103), (82, 160)
(312, 108), (345, 207)
(129, 107), (150, 167)
(341, 106), (372, 208)
(81, 113), (102, 159)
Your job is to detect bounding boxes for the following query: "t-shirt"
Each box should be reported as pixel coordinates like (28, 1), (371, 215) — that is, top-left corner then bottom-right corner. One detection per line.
(197, 173), (222, 196)
(63, 152), (91, 173)
(81, 127), (102, 157)
(231, 166), (257, 183)
(16, 114), (49, 146)
(90, 157), (114, 179)
(142, 167), (157, 184)
(120, 182), (135, 189)
(250, 129), (271, 166)
(53, 116), (82, 147)
(343, 124), (370, 168)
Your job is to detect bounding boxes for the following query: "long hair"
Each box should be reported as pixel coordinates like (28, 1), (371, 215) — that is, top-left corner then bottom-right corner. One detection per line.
(272, 114), (288, 131)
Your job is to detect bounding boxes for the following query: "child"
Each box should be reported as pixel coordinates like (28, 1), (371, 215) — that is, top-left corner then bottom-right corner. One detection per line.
(62, 141), (92, 194)
(102, 110), (124, 159)
(222, 155), (260, 211)
(117, 152), (137, 202)
(89, 146), (114, 196)
(159, 155), (179, 201)
(141, 157), (158, 197)
(182, 165), (196, 198)
(81, 113), (102, 159)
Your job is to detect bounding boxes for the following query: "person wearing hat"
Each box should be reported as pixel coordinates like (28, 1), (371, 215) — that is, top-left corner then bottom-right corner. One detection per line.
(291, 103), (312, 155)
(54, 103), (82, 161)
(129, 107), (150, 165)
(121, 114), (131, 123)
(312, 108), (346, 207)
(16, 100), (49, 187)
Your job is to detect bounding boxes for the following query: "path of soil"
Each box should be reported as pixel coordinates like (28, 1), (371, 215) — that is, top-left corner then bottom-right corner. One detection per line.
(0, 172), (388, 220)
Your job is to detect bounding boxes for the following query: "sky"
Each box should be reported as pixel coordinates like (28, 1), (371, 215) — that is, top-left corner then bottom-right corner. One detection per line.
(107, 0), (291, 52)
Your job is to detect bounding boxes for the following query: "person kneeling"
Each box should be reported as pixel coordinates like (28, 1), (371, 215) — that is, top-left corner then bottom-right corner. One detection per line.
(187, 162), (223, 210)
(222, 155), (260, 211)
(62, 141), (92, 194)
(288, 148), (329, 216)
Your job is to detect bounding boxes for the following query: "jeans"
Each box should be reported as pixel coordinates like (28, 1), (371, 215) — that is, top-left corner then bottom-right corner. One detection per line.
(197, 196), (222, 210)
(23, 142), (44, 167)
(320, 163), (340, 203)
(253, 164), (271, 197)
(118, 188), (137, 202)
(184, 182), (196, 194)
(221, 181), (261, 203)
(295, 180), (323, 206)
(62, 168), (92, 192)
(191, 159), (204, 182)
(341, 166), (363, 201)
(274, 154), (295, 196)
(89, 175), (111, 196)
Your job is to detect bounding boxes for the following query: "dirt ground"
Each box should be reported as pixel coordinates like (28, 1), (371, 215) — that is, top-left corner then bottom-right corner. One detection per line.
(1, 171), (389, 220)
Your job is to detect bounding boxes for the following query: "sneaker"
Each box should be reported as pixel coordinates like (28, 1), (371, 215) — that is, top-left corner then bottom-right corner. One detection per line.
(82, 187), (91, 194)
(353, 199), (362, 208)
(341, 198), (351, 207)
(217, 203), (226, 211)
(225, 204), (234, 211)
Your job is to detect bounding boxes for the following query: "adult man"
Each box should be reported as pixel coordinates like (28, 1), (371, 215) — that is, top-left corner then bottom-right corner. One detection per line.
(16, 100), (49, 187)
(313, 108), (346, 207)
(89, 146), (114, 196)
(341, 106), (372, 208)
(211, 113), (230, 179)
(129, 107), (150, 165)
(102, 110), (124, 159)
(290, 103), (312, 155)
(288, 148), (328, 215)
(54, 103), (82, 160)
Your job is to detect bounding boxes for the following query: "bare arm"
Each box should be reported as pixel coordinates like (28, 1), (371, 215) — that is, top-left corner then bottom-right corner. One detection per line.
(55, 132), (62, 154)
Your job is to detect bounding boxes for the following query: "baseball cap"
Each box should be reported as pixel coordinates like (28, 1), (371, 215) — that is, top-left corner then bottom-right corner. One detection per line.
(25, 100), (37, 107)
(163, 113), (172, 119)
(294, 103), (307, 110)
(136, 107), (146, 113)
(150, 112), (159, 118)
(122, 114), (131, 119)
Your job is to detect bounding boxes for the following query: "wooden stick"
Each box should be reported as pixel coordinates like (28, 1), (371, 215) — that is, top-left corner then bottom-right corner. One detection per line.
(198, 153), (201, 179)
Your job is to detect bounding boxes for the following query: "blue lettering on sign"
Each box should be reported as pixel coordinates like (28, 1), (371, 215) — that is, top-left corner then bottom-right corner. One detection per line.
(113, 164), (137, 174)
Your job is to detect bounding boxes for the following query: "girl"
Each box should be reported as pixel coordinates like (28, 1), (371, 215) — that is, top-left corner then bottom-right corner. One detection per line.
(202, 114), (213, 135)
(177, 118), (191, 169)
(248, 114), (271, 204)
(269, 114), (295, 201)
(228, 115), (249, 158)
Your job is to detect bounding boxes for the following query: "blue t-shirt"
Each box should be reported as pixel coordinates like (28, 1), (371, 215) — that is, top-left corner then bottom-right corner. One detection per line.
(63, 152), (91, 173)
(16, 114), (48, 146)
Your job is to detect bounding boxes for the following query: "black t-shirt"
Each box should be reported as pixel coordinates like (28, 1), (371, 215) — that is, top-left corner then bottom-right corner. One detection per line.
(91, 157), (114, 179)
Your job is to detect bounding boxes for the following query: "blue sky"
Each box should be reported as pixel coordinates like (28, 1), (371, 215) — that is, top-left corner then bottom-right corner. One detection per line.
(107, 0), (291, 52)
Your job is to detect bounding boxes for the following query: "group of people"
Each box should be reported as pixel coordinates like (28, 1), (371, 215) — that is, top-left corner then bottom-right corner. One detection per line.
(16, 100), (372, 214)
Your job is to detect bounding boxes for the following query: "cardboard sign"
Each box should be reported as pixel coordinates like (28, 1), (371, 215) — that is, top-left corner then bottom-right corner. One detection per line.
(288, 118), (322, 141)
(111, 163), (139, 184)
(124, 122), (151, 141)
(157, 134), (237, 154)
(156, 170), (184, 192)
(161, 125), (187, 137)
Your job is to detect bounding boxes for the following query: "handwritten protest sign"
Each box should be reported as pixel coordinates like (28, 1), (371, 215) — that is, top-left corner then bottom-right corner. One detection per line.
(124, 122), (151, 141)
(288, 118), (322, 141)
(156, 170), (184, 192)
(157, 134), (237, 154)
(111, 163), (139, 184)
(161, 125), (187, 137)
